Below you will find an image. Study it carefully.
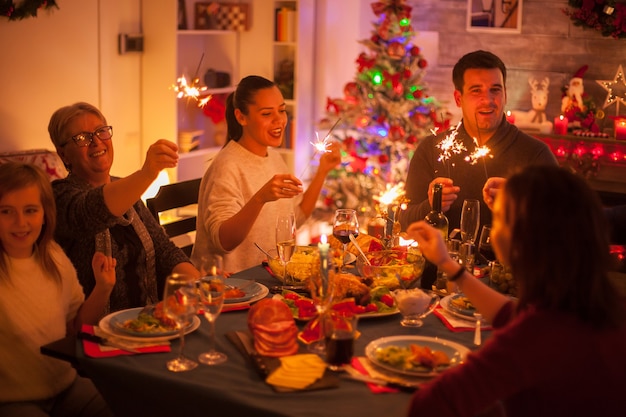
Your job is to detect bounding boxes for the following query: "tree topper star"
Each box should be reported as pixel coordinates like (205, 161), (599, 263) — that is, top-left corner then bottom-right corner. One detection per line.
(596, 65), (626, 115)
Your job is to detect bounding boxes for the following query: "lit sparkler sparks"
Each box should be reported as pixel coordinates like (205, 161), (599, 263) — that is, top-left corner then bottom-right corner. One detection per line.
(172, 75), (211, 108)
(298, 118), (342, 178)
(465, 138), (492, 165)
(374, 182), (409, 243)
(376, 182), (407, 207)
(309, 131), (333, 153)
(436, 121), (466, 176)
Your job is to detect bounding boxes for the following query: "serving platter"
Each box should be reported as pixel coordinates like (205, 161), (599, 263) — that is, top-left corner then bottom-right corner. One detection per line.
(99, 307), (201, 343)
(365, 335), (470, 377)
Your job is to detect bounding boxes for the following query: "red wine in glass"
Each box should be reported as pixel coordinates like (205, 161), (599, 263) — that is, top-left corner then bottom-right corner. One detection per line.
(332, 209), (359, 272)
(333, 229), (358, 244)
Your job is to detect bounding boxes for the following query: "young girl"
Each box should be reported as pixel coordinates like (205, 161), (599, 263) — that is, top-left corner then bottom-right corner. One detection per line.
(0, 162), (115, 417)
(191, 75), (341, 272)
(406, 164), (626, 417)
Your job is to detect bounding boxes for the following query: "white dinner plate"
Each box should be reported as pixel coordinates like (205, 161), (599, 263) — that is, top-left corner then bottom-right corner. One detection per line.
(222, 281), (269, 308)
(108, 307), (188, 337)
(365, 335), (470, 377)
(99, 307), (201, 343)
(440, 295), (477, 322)
(223, 278), (265, 304)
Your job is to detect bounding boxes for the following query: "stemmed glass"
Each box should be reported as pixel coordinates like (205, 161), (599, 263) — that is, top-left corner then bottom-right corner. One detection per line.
(478, 225), (496, 264)
(460, 199), (480, 244)
(332, 209), (359, 272)
(162, 273), (199, 372)
(276, 213), (296, 287)
(197, 255), (227, 365)
(308, 261), (335, 355)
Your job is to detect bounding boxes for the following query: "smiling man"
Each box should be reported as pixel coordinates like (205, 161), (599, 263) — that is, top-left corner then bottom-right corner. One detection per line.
(399, 50), (557, 287)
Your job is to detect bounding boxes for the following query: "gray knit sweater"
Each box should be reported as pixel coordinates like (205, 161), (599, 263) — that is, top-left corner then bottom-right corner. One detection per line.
(52, 174), (189, 312)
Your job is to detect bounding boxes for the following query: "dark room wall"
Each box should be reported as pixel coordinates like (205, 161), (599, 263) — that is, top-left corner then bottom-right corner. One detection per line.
(412, 0), (626, 131)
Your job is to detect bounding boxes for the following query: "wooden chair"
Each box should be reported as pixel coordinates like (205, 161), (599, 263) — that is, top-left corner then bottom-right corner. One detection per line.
(146, 178), (201, 257)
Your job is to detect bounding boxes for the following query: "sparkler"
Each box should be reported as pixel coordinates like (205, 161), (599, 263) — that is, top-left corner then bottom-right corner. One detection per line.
(298, 118), (341, 178)
(171, 53), (211, 108)
(374, 182), (409, 243)
(465, 138), (492, 179)
(471, 113), (491, 179)
(436, 121), (466, 177)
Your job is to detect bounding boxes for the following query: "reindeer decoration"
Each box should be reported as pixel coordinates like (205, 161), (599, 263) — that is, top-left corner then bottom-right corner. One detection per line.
(511, 76), (553, 133)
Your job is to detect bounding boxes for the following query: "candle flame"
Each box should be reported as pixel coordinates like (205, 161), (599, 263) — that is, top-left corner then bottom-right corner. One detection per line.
(321, 234), (327, 244)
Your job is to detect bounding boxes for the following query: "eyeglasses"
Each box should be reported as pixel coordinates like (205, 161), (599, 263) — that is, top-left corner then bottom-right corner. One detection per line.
(64, 126), (113, 147)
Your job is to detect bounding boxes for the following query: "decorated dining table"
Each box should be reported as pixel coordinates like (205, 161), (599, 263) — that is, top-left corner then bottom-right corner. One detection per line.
(57, 258), (491, 417)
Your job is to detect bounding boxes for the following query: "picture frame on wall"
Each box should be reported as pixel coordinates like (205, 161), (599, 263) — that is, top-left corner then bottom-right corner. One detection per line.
(467, 0), (522, 34)
(194, 2), (218, 30)
(194, 2), (250, 31)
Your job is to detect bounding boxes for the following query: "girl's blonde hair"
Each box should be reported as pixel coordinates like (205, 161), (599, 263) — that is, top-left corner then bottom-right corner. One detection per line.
(0, 162), (62, 284)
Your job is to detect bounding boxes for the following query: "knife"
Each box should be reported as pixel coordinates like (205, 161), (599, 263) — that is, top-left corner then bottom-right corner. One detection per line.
(235, 331), (270, 378)
(77, 331), (141, 354)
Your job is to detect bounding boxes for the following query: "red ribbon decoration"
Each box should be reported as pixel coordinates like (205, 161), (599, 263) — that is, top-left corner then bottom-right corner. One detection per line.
(371, 0), (412, 19)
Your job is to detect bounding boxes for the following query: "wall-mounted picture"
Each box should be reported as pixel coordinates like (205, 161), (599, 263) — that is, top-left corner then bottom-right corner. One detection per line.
(467, 0), (522, 33)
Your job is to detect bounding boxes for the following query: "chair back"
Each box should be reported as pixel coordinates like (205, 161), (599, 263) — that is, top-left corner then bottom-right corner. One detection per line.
(146, 178), (201, 257)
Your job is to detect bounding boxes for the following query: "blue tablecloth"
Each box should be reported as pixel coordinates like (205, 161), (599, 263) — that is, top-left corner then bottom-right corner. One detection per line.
(77, 266), (488, 417)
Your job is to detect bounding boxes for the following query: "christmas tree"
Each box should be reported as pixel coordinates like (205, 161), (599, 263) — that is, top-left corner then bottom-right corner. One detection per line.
(317, 0), (450, 216)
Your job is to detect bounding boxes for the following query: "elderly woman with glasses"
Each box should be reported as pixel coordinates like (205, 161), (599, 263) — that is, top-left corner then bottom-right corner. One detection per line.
(48, 102), (199, 315)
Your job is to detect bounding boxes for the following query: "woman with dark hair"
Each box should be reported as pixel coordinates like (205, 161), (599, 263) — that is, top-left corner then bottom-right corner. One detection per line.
(192, 75), (341, 272)
(405, 165), (625, 417)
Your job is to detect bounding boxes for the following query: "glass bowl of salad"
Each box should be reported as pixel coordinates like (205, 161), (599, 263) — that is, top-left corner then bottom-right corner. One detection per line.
(356, 247), (425, 290)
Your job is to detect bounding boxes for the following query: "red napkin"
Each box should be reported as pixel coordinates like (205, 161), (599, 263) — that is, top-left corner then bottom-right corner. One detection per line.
(350, 357), (399, 394)
(80, 324), (171, 358)
(433, 306), (492, 332)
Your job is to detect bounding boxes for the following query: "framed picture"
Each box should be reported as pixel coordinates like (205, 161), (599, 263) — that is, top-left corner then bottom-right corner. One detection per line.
(194, 2), (250, 31)
(194, 2), (217, 30)
(467, 0), (522, 34)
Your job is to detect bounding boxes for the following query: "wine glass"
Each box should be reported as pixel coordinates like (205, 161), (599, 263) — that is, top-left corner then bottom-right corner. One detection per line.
(478, 225), (496, 264)
(276, 213), (296, 287)
(162, 273), (199, 372)
(460, 199), (480, 244)
(308, 261), (335, 354)
(197, 255), (227, 365)
(332, 209), (359, 272)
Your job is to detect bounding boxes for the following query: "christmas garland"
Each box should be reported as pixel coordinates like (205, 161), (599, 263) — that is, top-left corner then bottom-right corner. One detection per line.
(563, 0), (626, 39)
(1, 0), (58, 21)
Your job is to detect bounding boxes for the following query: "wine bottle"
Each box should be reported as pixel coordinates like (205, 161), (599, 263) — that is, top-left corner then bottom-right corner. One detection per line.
(425, 183), (449, 240)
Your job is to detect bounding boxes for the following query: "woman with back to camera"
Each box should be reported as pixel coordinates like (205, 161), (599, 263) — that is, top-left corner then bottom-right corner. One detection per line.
(405, 164), (625, 417)
(48, 102), (199, 314)
(192, 75), (341, 272)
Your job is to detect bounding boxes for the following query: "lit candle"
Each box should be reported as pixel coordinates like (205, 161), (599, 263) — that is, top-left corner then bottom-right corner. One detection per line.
(318, 234), (330, 276)
(505, 111), (515, 124)
(615, 120), (626, 141)
(554, 115), (568, 135)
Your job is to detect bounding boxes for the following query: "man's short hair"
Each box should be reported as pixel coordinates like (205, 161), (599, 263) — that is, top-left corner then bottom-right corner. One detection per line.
(452, 50), (507, 92)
